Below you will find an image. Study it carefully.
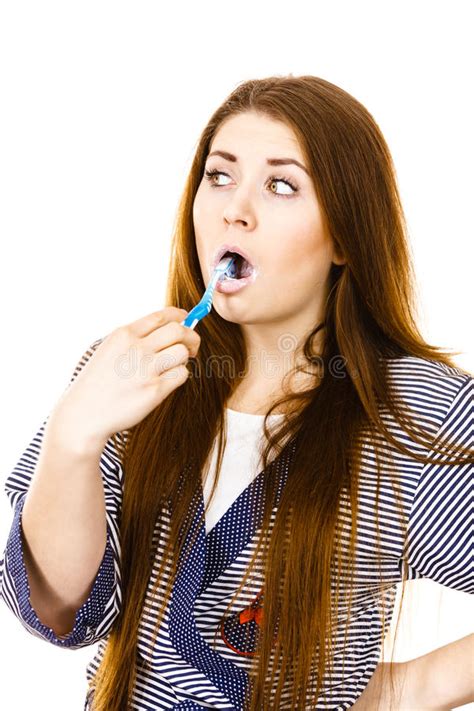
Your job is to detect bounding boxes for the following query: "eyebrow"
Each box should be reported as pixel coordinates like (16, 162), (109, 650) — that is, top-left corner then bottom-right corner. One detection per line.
(207, 149), (310, 176)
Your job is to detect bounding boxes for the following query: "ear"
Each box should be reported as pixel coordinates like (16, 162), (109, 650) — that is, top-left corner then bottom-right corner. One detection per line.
(332, 249), (346, 266)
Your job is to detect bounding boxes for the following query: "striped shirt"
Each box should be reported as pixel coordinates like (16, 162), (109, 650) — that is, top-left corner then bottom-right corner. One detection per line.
(1, 339), (473, 710)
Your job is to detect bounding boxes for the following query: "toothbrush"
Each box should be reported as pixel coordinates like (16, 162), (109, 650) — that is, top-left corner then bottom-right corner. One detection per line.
(180, 255), (236, 330)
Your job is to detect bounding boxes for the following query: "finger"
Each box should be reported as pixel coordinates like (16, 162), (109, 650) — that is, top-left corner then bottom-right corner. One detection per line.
(157, 362), (190, 395)
(128, 307), (189, 338)
(145, 321), (201, 358)
(153, 342), (190, 376)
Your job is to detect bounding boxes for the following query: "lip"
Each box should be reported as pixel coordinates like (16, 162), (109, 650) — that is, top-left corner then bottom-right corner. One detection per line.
(211, 243), (257, 272)
(215, 270), (258, 294)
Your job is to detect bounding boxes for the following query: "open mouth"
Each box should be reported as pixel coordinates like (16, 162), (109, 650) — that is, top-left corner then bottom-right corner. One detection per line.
(220, 251), (254, 280)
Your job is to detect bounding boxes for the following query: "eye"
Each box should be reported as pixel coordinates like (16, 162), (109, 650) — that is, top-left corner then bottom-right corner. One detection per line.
(203, 169), (298, 198)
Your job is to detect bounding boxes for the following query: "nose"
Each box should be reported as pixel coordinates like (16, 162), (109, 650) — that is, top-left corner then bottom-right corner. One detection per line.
(221, 186), (256, 229)
(223, 202), (257, 229)
(223, 213), (249, 227)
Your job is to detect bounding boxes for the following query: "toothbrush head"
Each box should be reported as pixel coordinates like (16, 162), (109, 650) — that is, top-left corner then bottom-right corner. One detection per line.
(212, 255), (236, 281)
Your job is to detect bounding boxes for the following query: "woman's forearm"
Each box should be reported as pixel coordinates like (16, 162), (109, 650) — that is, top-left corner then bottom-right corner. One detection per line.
(409, 633), (474, 710)
(351, 634), (474, 710)
(351, 661), (415, 710)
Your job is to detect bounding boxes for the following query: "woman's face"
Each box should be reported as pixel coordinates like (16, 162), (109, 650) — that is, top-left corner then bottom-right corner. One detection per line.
(193, 110), (344, 329)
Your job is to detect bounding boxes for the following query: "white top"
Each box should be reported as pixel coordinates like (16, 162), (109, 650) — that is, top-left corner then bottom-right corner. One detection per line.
(202, 407), (286, 534)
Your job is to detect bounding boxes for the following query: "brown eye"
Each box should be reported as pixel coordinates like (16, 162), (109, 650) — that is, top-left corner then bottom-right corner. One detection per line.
(267, 176), (297, 196)
(204, 169), (230, 186)
(203, 169), (298, 198)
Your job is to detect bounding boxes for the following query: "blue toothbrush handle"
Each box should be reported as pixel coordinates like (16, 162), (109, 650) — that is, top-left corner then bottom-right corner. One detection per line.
(180, 302), (210, 330)
(180, 255), (236, 330)
(181, 313), (199, 329)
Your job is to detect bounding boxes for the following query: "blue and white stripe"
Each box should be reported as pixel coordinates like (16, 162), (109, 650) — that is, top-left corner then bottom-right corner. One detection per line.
(1, 341), (472, 710)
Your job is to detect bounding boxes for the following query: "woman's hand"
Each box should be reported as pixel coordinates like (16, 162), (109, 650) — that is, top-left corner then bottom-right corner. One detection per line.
(50, 306), (201, 450)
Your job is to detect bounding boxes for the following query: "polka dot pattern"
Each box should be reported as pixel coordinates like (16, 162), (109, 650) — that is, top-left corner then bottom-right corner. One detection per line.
(167, 436), (297, 709)
(4, 493), (117, 647)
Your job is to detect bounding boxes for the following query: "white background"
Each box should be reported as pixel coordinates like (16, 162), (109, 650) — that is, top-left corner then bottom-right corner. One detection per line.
(0, 1), (472, 709)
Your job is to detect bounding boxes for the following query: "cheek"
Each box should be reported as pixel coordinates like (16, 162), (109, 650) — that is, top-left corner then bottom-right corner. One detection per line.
(192, 191), (202, 228)
(192, 193), (208, 246)
(192, 196), (207, 274)
(266, 218), (333, 288)
(193, 182), (211, 222)
(274, 213), (328, 263)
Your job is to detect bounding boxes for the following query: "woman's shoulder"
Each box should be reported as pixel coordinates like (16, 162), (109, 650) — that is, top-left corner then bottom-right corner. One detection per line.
(382, 354), (472, 435)
(384, 353), (471, 382)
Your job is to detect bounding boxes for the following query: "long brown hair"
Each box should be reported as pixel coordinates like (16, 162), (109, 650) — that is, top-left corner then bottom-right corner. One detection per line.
(90, 75), (474, 710)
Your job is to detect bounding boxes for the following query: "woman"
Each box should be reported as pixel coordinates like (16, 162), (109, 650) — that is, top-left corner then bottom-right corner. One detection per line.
(1, 75), (473, 710)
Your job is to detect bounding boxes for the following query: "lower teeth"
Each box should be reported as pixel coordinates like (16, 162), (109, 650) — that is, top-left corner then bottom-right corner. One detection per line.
(224, 269), (250, 281)
(224, 259), (252, 280)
